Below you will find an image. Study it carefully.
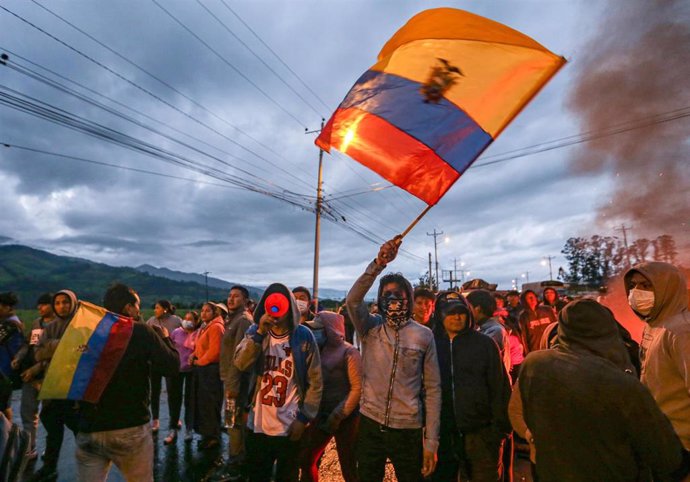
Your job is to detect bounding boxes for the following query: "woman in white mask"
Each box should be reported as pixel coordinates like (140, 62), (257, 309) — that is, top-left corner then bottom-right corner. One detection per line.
(292, 286), (314, 324)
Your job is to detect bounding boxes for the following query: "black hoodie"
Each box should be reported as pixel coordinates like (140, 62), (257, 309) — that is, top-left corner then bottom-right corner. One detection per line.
(432, 291), (511, 435)
(519, 299), (689, 482)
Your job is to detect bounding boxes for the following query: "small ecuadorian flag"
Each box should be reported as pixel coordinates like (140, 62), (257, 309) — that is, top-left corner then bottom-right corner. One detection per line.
(316, 8), (566, 205)
(39, 301), (134, 403)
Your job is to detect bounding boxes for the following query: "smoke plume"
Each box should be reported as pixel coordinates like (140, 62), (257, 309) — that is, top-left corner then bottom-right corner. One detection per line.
(567, 0), (690, 264)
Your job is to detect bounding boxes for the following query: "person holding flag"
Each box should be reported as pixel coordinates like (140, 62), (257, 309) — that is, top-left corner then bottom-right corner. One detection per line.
(346, 237), (441, 481)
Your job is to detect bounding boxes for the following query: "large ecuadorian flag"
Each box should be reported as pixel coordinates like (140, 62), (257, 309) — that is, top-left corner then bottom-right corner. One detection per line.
(39, 301), (134, 403)
(316, 8), (566, 205)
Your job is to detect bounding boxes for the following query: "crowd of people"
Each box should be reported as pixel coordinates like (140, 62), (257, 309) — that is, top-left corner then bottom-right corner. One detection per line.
(0, 236), (688, 482)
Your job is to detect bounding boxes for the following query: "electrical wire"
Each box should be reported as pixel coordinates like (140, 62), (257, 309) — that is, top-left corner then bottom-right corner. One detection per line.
(194, 0), (324, 118)
(0, 5), (316, 190)
(150, 0), (309, 129)
(219, 0), (331, 112)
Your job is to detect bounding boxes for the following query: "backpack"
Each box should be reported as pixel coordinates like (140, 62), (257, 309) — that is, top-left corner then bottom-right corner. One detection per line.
(0, 413), (30, 482)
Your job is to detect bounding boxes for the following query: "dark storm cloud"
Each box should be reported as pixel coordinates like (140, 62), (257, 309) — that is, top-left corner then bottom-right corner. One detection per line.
(0, 0), (617, 292)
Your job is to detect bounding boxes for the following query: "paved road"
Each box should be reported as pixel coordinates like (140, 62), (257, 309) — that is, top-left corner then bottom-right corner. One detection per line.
(15, 392), (533, 481)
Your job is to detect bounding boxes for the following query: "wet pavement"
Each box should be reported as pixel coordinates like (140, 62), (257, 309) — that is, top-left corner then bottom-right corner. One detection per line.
(15, 391), (532, 482)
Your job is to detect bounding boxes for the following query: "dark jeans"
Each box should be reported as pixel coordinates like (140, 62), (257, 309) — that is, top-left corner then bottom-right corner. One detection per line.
(434, 426), (504, 482)
(192, 364), (223, 438)
(150, 373), (165, 420)
(356, 414), (422, 482)
(299, 411), (359, 482)
(40, 400), (78, 469)
(167, 371), (192, 430)
(246, 431), (300, 482)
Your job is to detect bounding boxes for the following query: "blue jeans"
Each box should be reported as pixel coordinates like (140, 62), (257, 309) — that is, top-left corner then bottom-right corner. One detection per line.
(75, 423), (153, 482)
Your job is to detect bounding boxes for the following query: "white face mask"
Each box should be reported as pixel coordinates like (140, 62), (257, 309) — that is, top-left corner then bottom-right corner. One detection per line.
(628, 288), (655, 316)
(295, 299), (309, 315)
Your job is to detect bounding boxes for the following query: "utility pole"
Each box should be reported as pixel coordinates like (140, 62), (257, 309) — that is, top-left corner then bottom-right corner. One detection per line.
(307, 119), (325, 307)
(542, 255), (555, 280)
(522, 271), (530, 283)
(427, 229), (444, 293)
(615, 224), (633, 267)
(202, 271), (210, 302)
(428, 253), (434, 290)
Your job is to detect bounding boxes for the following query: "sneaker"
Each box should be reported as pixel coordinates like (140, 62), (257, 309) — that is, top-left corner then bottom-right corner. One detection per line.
(163, 430), (177, 445)
(184, 428), (194, 443)
(151, 419), (160, 433)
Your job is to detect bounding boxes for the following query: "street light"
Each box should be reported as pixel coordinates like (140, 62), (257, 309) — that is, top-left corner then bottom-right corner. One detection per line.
(541, 255), (555, 280)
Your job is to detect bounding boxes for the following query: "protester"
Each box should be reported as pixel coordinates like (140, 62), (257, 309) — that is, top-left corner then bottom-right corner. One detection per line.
(432, 291), (511, 482)
(518, 290), (556, 354)
(75, 283), (179, 482)
(190, 302), (225, 450)
(467, 289), (514, 482)
(346, 237), (441, 482)
(164, 311), (200, 445)
(505, 290), (522, 328)
(624, 262), (690, 449)
(12, 293), (54, 459)
(234, 284), (322, 482)
(0, 292), (24, 419)
(292, 286), (313, 323)
(412, 287), (435, 327)
(540, 287), (566, 314)
(146, 300), (183, 433)
(32, 289), (79, 482)
(513, 299), (690, 481)
(467, 289), (512, 377)
(219, 285), (253, 477)
(300, 311), (361, 482)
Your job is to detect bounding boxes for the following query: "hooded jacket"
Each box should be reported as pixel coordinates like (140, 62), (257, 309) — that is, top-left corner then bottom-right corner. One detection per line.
(346, 260), (441, 453)
(518, 290), (557, 353)
(34, 289), (78, 364)
(517, 299), (689, 482)
(432, 291), (511, 437)
(311, 311), (361, 422)
(234, 283), (322, 425)
(625, 262), (690, 449)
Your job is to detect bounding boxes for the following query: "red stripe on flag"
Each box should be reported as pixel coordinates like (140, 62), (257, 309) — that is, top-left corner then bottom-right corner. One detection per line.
(318, 108), (460, 205)
(82, 315), (134, 404)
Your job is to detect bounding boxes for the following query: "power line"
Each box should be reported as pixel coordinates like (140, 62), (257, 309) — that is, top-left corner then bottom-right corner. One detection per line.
(472, 106), (690, 169)
(0, 5), (316, 190)
(194, 0), (324, 117)
(1, 53), (316, 196)
(150, 0), (309, 128)
(219, 0), (331, 112)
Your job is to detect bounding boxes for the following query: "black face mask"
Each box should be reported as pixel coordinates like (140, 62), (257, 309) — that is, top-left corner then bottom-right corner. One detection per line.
(381, 294), (409, 329)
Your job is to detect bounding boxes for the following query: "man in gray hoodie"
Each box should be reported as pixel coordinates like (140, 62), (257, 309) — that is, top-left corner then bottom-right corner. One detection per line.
(624, 262), (690, 449)
(346, 237), (441, 482)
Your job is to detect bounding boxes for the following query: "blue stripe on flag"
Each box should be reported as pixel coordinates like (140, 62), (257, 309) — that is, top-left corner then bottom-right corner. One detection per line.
(339, 70), (492, 173)
(67, 312), (118, 400)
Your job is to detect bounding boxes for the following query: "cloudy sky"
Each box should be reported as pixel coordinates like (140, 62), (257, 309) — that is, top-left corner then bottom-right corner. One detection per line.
(1, 0), (688, 297)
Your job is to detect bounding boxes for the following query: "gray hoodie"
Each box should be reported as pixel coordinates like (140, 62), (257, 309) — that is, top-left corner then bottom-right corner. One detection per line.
(625, 262), (690, 449)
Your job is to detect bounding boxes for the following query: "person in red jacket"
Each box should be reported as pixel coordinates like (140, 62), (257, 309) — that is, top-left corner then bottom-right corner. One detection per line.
(190, 302), (226, 450)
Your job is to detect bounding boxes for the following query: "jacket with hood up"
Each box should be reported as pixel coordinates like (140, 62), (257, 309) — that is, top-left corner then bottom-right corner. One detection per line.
(34, 289), (78, 365)
(346, 260), (441, 453)
(432, 292), (511, 438)
(625, 262), (690, 449)
(516, 299), (689, 482)
(234, 283), (323, 426)
(311, 311), (362, 422)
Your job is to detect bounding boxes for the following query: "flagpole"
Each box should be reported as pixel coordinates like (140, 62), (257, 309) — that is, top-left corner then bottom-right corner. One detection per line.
(399, 204), (433, 239)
